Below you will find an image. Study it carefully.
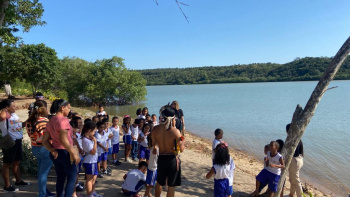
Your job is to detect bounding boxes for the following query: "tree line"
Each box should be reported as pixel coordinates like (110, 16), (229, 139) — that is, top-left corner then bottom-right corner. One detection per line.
(138, 56), (350, 85)
(0, 44), (147, 105)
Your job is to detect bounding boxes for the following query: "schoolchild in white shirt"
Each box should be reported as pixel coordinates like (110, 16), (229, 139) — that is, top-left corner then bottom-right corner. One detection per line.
(110, 116), (122, 165)
(81, 121), (102, 197)
(95, 122), (110, 177)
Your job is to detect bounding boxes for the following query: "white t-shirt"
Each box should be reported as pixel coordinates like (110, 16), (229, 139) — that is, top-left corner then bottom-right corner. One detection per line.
(148, 147), (159, 172)
(110, 126), (120, 144)
(82, 137), (98, 163)
(95, 131), (108, 155)
(0, 113), (23, 140)
(266, 151), (283, 175)
(153, 121), (159, 126)
(122, 125), (131, 136)
(121, 169), (146, 192)
(213, 159), (231, 180)
(228, 157), (235, 186)
(96, 111), (106, 116)
(139, 132), (148, 147)
(212, 139), (221, 159)
(130, 125), (139, 142)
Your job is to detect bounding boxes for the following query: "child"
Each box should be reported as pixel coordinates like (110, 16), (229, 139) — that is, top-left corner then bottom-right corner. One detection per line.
(122, 161), (148, 197)
(81, 121), (103, 197)
(131, 119), (141, 161)
(151, 114), (158, 126)
(95, 122), (110, 177)
(96, 105), (107, 116)
(92, 116), (99, 124)
(212, 128), (223, 164)
(250, 141), (285, 197)
(122, 115), (132, 163)
(103, 118), (113, 156)
(138, 123), (151, 163)
(110, 116), (122, 165)
(144, 145), (159, 197)
(136, 108), (142, 119)
(206, 142), (235, 197)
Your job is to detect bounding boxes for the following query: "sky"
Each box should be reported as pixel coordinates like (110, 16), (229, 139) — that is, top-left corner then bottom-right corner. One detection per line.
(17, 0), (350, 70)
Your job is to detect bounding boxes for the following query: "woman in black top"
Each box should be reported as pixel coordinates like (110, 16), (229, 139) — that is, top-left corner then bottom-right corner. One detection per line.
(170, 101), (185, 136)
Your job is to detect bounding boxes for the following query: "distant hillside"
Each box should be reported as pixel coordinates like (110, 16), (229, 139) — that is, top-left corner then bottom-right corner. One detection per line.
(137, 57), (350, 85)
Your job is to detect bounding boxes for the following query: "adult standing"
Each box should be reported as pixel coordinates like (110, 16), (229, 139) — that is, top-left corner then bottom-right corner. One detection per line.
(286, 124), (304, 197)
(28, 92), (47, 116)
(25, 100), (54, 197)
(152, 105), (185, 197)
(0, 99), (30, 192)
(170, 101), (185, 136)
(43, 99), (80, 197)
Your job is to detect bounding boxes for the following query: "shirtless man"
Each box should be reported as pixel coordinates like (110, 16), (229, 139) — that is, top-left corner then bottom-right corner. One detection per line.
(151, 105), (185, 197)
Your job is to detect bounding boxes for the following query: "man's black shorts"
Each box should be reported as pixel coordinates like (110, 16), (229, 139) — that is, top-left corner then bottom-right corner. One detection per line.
(157, 154), (181, 187)
(2, 139), (22, 163)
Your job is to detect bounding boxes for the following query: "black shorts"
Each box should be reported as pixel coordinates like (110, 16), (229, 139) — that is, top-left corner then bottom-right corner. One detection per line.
(2, 139), (22, 163)
(157, 154), (181, 187)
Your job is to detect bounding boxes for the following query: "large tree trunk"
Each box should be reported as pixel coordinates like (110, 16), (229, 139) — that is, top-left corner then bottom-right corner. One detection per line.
(275, 36), (350, 197)
(0, 0), (9, 28)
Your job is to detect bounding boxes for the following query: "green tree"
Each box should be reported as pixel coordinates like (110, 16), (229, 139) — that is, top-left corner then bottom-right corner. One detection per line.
(0, 0), (45, 46)
(19, 43), (59, 96)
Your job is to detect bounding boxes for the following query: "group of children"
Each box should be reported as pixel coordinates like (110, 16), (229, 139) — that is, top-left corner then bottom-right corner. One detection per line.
(69, 106), (160, 197)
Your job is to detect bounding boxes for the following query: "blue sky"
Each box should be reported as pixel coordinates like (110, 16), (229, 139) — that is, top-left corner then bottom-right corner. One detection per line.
(18, 0), (350, 70)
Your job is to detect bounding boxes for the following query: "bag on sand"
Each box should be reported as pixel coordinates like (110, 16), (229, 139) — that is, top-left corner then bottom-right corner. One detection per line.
(0, 119), (15, 150)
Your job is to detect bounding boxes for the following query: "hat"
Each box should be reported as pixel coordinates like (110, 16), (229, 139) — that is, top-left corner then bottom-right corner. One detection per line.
(123, 115), (130, 119)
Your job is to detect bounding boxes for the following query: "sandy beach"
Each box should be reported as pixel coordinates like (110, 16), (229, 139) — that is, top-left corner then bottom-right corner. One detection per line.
(0, 97), (331, 197)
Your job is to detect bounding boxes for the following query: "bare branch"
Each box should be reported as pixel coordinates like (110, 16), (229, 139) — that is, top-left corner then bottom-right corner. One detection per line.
(175, 0), (189, 23)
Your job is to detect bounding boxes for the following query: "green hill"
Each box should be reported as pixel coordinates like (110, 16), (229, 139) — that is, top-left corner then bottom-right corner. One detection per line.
(138, 56), (350, 85)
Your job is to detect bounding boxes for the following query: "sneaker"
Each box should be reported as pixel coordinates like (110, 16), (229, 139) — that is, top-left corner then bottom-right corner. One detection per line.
(132, 158), (139, 162)
(4, 185), (19, 192)
(97, 174), (104, 178)
(46, 189), (55, 197)
(106, 167), (112, 172)
(15, 180), (30, 186)
(114, 160), (122, 165)
(79, 182), (85, 187)
(126, 158), (132, 163)
(102, 170), (111, 176)
(76, 184), (84, 192)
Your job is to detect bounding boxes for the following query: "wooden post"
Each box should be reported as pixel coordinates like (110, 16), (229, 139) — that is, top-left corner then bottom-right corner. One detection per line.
(275, 36), (350, 197)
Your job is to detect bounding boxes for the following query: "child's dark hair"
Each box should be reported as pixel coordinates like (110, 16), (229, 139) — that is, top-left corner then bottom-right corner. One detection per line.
(70, 121), (78, 129)
(134, 118), (141, 124)
(214, 128), (223, 137)
(50, 99), (69, 114)
(142, 107), (148, 115)
(71, 116), (82, 126)
(136, 108), (142, 116)
(276, 139), (284, 152)
(123, 115), (130, 125)
(143, 123), (151, 133)
(214, 143), (230, 166)
(0, 99), (14, 110)
(286, 123), (291, 133)
(138, 161), (148, 169)
(96, 121), (104, 128)
(84, 118), (92, 124)
(81, 121), (97, 138)
(102, 118), (109, 123)
(112, 116), (119, 121)
(99, 104), (103, 108)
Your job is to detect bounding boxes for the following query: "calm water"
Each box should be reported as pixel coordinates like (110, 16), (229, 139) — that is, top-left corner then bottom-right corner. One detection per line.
(100, 81), (350, 196)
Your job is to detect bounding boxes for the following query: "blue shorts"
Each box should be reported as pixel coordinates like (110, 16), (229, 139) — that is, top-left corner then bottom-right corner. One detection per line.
(228, 185), (233, 195)
(214, 178), (230, 197)
(123, 135), (132, 145)
(108, 147), (112, 155)
(146, 169), (157, 186)
(83, 163), (98, 175)
(112, 143), (119, 154)
(256, 169), (280, 192)
(98, 152), (108, 162)
(139, 146), (150, 160)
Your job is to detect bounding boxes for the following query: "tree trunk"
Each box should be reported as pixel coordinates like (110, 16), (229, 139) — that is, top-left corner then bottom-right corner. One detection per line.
(275, 36), (350, 197)
(0, 0), (9, 28)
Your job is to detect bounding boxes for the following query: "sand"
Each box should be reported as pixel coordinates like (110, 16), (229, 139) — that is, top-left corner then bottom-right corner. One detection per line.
(0, 97), (331, 197)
